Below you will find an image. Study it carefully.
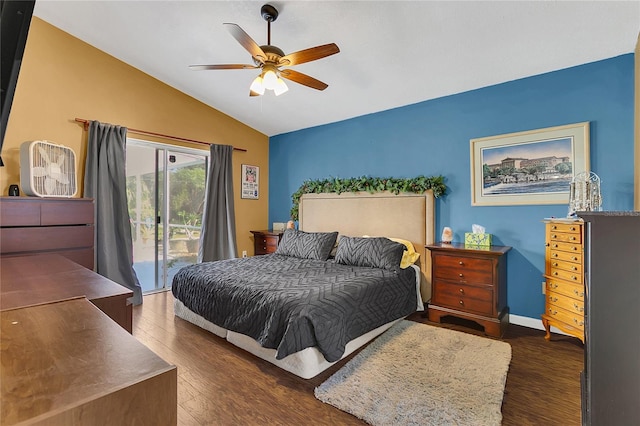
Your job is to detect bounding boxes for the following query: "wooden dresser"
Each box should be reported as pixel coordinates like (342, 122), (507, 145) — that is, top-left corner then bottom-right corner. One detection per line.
(0, 197), (95, 269)
(1, 298), (177, 425)
(250, 229), (284, 255)
(542, 219), (585, 343)
(1, 254), (133, 333)
(426, 243), (510, 337)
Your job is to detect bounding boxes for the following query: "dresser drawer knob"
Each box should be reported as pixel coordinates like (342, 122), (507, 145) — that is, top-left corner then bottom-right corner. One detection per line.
(573, 247), (578, 251)
(572, 276), (578, 281)
(553, 272), (558, 276)
(570, 226), (576, 231)
(459, 288), (465, 295)
(554, 244), (559, 248)
(459, 273), (464, 278)
(552, 234), (557, 239)
(549, 309), (557, 315)
(458, 261), (464, 266)
(551, 283), (558, 289)
(573, 289), (584, 297)
(574, 318), (584, 327)
(552, 225), (557, 230)
(573, 303), (584, 313)
(459, 300), (464, 306)
(571, 236), (576, 241)
(572, 257), (578, 261)
(552, 262), (558, 267)
(572, 266), (578, 271)
(550, 296), (558, 303)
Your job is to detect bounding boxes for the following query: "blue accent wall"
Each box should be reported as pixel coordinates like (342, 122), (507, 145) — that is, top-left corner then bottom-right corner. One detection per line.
(269, 54), (635, 319)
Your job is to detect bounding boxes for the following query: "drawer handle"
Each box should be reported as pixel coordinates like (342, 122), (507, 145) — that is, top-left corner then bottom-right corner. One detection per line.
(550, 296), (558, 303)
(572, 275), (578, 281)
(263, 246), (267, 250)
(574, 318), (584, 327)
(553, 253), (558, 258)
(552, 225), (557, 230)
(552, 262), (558, 267)
(459, 288), (465, 295)
(459, 300), (464, 306)
(550, 283), (559, 289)
(549, 309), (557, 315)
(571, 236), (576, 241)
(570, 226), (576, 231)
(573, 289), (584, 297)
(553, 272), (558, 276)
(459, 273), (464, 278)
(552, 234), (557, 239)
(458, 261), (464, 266)
(573, 247), (578, 251)
(572, 266), (578, 271)
(573, 303), (584, 313)
(554, 244), (559, 248)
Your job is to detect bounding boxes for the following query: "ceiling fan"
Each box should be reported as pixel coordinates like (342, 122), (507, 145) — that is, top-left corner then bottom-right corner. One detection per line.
(189, 4), (340, 97)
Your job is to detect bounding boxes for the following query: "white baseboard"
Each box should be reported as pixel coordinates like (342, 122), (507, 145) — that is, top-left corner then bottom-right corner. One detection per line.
(509, 314), (570, 336)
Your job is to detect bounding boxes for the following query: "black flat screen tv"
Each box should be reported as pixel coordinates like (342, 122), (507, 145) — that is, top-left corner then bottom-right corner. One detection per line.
(1, 0), (36, 164)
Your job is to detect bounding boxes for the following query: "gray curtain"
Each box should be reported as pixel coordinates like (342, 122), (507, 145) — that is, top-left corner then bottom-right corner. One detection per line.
(84, 121), (143, 305)
(199, 144), (238, 262)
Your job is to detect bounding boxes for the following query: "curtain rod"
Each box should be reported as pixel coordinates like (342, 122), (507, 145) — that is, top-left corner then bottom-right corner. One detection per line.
(74, 118), (247, 152)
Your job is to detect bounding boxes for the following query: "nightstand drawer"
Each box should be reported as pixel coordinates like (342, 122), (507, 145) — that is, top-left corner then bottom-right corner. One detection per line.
(433, 281), (493, 315)
(549, 232), (581, 244)
(433, 255), (493, 285)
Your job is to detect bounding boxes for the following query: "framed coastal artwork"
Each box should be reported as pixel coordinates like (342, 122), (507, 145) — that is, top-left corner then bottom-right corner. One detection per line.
(470, 122), (590, 206)
(241, 164), (259, 199)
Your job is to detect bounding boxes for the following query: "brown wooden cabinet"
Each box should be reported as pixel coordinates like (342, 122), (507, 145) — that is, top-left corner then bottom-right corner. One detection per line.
(426, 242), (510, 337)
(0, 197), (95, 269)
(250, 229), (284, 255)
(541, 219), (584, 343)
(1, 254), (133, 333)
(1, 298), (177, 425)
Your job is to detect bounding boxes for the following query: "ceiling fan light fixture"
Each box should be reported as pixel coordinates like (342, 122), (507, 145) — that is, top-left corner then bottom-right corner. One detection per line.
(273, 78), (288, 96)
(250, 75), (266, 95)
(263, 69), (278, 90)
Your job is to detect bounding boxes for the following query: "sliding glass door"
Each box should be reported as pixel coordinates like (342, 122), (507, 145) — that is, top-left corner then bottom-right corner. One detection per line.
(126, 140), (208, 293)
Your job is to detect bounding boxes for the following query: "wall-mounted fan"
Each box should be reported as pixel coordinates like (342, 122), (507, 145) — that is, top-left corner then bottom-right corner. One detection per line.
(189, 4), (339, 96)
(20, 140), (77, 197)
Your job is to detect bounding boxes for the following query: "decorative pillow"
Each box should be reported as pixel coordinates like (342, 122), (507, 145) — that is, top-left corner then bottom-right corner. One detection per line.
(335, 236), (405, 271)
(275, 229), (338, 261)
(362, 236), (421, 269)
(388, 237), (421, 269)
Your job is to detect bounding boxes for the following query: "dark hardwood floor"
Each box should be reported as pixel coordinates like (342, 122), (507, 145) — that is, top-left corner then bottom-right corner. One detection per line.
(133, 291), (583, 425)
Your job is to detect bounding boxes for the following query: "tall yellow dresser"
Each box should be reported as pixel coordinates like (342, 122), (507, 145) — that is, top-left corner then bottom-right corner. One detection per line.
(542, 218), (585, 343)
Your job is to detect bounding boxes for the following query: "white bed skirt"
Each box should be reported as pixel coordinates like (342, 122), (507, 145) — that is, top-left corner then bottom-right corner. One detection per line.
(174, 299), (403, 379)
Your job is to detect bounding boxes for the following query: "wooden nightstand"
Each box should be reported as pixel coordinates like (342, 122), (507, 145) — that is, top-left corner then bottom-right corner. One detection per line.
(250, 230), (284, 255)
(426, 242), (511, 337)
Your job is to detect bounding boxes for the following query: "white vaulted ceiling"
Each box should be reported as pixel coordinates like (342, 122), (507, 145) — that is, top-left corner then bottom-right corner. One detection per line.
(34, 1), (640, 137)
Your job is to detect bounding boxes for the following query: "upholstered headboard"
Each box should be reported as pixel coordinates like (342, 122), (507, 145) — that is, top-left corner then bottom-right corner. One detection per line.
(298, 191), (435, 302)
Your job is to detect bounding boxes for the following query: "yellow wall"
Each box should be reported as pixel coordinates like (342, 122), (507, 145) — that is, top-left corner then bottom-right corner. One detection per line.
(0, 17), (269, 256)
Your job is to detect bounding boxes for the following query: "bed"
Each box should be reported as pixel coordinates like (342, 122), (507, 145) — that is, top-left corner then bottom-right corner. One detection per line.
(172, 191), (435, 379)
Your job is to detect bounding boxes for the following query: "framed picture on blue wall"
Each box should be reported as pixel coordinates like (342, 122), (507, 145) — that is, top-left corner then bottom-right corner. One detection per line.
(470, 122), (590, 206)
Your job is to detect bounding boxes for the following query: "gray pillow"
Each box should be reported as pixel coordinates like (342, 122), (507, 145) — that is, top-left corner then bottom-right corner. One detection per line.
(335, 236), (405, 271)
(275, 229), (338, 261)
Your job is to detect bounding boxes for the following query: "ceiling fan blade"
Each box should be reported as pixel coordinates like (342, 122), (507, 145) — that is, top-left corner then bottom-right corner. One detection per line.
(280, 69), (328, 91)
(279, 43), (340, 66)
(189, 64), (259, 71)
(224, 23), (267, 63)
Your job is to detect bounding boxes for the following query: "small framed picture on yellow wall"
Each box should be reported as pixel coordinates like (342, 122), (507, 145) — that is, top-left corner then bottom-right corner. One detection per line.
(241, 164), (259, 199)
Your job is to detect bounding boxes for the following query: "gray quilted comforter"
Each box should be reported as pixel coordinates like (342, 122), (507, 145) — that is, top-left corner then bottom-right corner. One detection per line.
(171, 254), (418, 362)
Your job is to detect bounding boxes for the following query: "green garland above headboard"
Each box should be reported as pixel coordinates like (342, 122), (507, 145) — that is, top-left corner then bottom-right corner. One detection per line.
(290, 175), (447, 220)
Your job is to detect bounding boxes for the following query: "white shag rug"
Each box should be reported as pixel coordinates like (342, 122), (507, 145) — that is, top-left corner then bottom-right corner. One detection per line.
(315, 320), (512, 426)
